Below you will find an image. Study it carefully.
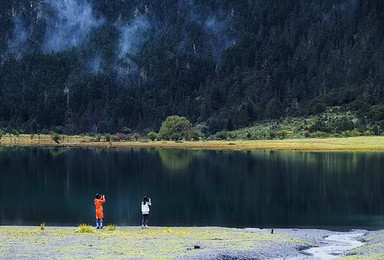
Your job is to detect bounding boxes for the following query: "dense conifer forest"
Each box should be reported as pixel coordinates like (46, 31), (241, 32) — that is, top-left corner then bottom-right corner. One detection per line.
(1, 0), (384, 135)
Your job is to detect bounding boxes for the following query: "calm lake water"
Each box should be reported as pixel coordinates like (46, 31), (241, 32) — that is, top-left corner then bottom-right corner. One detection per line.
(1, 146), (384, 230)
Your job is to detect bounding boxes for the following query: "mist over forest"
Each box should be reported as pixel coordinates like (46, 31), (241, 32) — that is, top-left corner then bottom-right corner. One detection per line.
(1, 0), (384, 135)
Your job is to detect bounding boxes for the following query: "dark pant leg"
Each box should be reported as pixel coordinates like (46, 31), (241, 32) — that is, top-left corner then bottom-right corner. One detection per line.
(143, 214), (149, 226)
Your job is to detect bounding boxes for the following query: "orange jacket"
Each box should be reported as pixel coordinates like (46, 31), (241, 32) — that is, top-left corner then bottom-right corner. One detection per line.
(94, 197), (106, 219)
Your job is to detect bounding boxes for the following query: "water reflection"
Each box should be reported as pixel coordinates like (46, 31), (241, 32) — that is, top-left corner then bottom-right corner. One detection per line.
(0, 147), (384, 230)
(158, 149), (201, 171)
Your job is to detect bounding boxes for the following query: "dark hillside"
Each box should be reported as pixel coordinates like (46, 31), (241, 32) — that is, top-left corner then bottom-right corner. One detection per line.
(1, 0), (384, 135)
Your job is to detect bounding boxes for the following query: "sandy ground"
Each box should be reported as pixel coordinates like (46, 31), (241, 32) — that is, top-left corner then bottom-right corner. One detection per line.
(1, 226), (384, 259)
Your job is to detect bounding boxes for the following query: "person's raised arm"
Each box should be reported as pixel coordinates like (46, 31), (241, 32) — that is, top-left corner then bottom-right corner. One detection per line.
(102, 195), (106, 203)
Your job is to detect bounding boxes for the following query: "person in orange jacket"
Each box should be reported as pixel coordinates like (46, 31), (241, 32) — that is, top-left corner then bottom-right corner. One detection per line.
(94, 194), (106, 229)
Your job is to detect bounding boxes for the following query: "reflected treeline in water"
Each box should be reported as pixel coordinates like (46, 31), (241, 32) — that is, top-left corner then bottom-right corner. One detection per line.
(1, 147), (384, 230)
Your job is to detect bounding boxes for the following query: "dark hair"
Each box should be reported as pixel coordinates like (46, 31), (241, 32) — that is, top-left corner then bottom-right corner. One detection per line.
(95, 193), (101, 199)
(142, 196), (148, 205)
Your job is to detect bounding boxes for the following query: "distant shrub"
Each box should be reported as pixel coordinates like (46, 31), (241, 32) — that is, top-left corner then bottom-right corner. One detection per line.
(196, 124), (210, 138)
(121, 127), (132, 134)
(215, 131), (228, 140)
(52, 126), (63, 134)
(188, 128), (202, 141)
(276, 130), (289, 139)
(344, 129), (361, 137)
(310, 131), (327, 138)
(50, 132), (60, 144)
(95, 134), (101, 142)
(363, 130), (371, 136)
(331, 117), (355, 132)
(269, 130), (277, 139)
(372, 125), (380, 135)
(257, 130), (269, 140)
(104, 134), (112, 143)
(308, 120), (329, 133)
(76, 224), (94, 233)
(133, 133), (141, 141)
(40, 223), (45, 230)
(370, 105), (384, 121)
(303, 131), (310, 138)
(147, 131), (158, 141)
(41, 128), (50, 135)
(115, 133), (129, 141)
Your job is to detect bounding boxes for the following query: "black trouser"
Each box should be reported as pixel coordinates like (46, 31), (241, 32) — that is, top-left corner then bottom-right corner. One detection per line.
(142, 214), (149, 226)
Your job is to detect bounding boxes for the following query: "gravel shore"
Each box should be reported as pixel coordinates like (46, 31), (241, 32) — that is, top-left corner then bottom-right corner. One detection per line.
(0, 226), (382, 259)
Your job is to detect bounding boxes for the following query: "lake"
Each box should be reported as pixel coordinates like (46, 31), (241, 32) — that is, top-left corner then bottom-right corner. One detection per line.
(1, 146), (384, 230)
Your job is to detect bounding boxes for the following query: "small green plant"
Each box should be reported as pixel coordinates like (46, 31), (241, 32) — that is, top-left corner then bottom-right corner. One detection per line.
(107, 224), (117, 231)
(51, 132), (60, 144)
(76, 224), (94, 233)
(95, 134), (101, 142)
(104, 134), (112, 144)
(40, 223), (45, 230)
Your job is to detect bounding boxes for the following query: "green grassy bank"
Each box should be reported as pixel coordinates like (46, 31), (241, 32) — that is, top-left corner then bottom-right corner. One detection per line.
(0, 226), (304, 260)
(2, 134), (384, 151)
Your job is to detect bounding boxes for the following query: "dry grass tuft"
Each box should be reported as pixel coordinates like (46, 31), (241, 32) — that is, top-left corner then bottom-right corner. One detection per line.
(75, 224), (94, 233)
(107, 224), (117, 231)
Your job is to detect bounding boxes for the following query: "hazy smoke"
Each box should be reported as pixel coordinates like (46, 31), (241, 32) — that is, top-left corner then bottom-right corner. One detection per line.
(42, 0), (104, 54)
(117, 16), (151, 59)
(88, 55), (102, 74)
(204, 16), (234, 63)
(7, 17), (30, 60)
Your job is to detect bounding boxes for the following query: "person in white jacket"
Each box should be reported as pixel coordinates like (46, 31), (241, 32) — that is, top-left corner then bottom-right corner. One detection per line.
(141, 196), (151, 228)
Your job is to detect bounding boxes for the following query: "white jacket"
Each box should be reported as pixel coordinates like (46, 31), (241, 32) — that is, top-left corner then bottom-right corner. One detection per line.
(141, 200), (151, 214)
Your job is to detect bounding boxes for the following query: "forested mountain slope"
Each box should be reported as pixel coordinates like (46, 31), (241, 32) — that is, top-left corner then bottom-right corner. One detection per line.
(1, 0), (384, 134)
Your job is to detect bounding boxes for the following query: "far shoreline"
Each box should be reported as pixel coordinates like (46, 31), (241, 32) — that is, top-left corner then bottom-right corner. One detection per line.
(2, 134), (384, 152)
